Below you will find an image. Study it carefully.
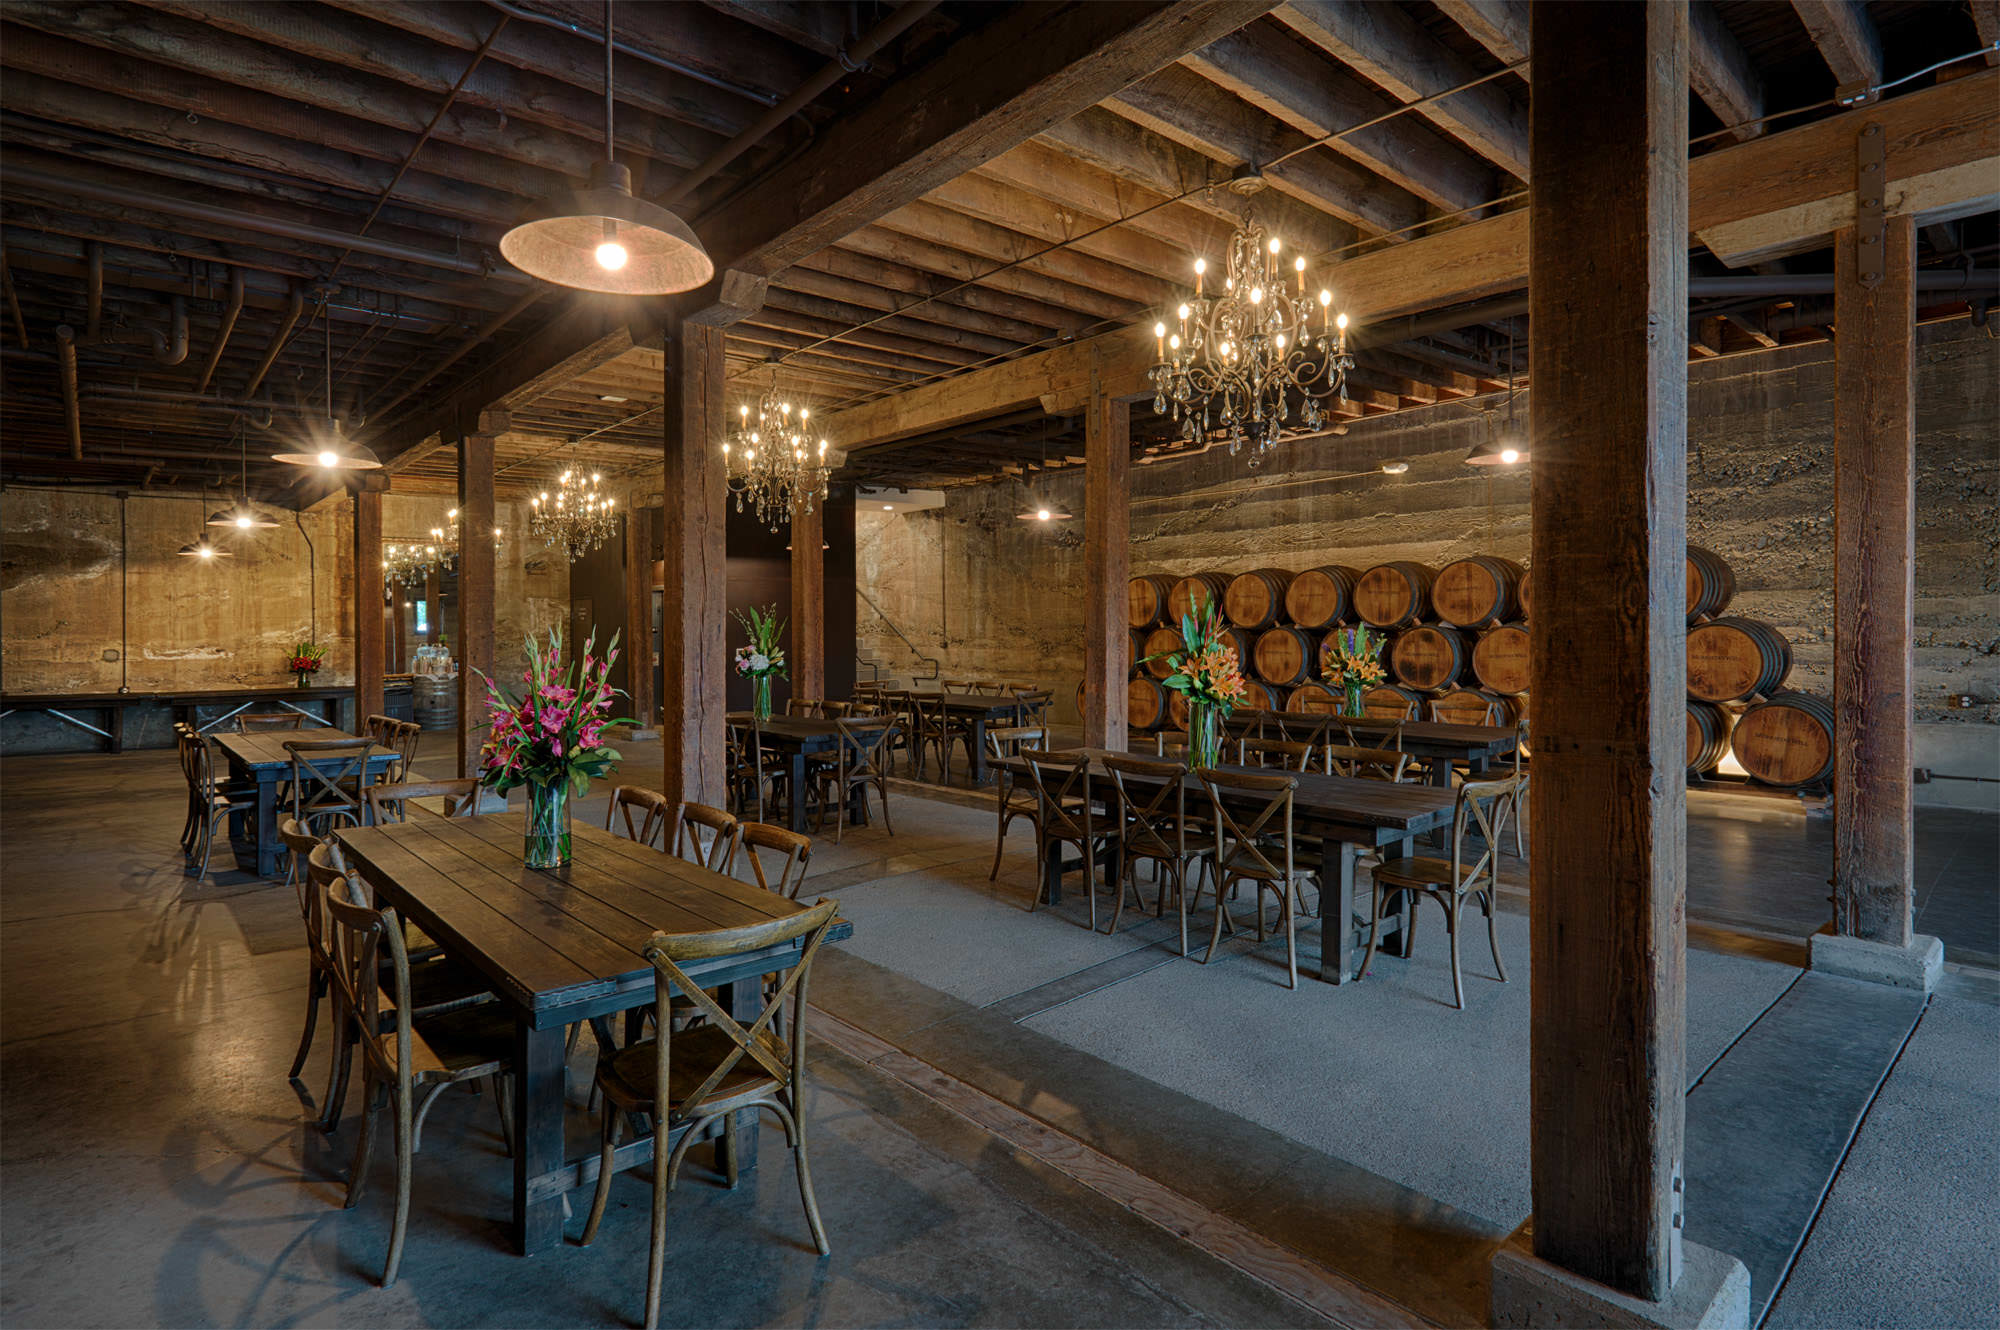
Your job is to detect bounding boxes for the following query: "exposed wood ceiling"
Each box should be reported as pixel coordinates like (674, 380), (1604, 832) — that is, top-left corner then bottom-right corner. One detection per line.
(1, 0), (1991, 499)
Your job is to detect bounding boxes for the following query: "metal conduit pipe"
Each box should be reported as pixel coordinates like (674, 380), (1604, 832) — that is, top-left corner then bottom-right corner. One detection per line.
(481, 0), (786, 105)
(82, 385), (322, 412)
(196, 268), (244, 393)
(241, 286), (305, 399)
(665, 0), (944, 207)
(54, 324), (81, 459)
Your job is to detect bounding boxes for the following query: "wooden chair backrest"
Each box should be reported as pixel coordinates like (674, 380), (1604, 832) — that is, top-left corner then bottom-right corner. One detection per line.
(1341, 718), (1404, 752)
(297, 837), (347, 963)
(1101, 756), (1190, 863)
(178, 729), (205, 794)
(832, 718), (896, 785)
(1448, 777), (1520, 893)
(941, 679), (974, 694)
(363, 713), (396, 745)
(969, 681), (1003, 696)
(285, 737), (375, 831)
(279, 816), (324, 931)
(915, 693), (950, 734)
(985, 724), (1046, 759)
(389, 719), (422, 769)
(846, 702), (884, 717)
(641, 899), (841, 1116)
(606, 784), (674, 848)
(822, 701), (853, 719)
(733, 823), (813, 899)
(1195, 767), (1297, 883)
(676, 801), (740, 870)
(1022, 751), (1092, 841)
(368, 777), (481, 822)
(1238, 737), (1313, 772)
(239, 712), (302, 733)
(1431, 696), (1503, 726)
(786, 698), (823, 718)
(1325, 744), (1413, 783)
(321, 870), (410, 1087)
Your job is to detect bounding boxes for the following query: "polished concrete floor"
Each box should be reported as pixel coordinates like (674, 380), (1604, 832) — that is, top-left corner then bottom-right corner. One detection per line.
(2, 733), (1994, 1329)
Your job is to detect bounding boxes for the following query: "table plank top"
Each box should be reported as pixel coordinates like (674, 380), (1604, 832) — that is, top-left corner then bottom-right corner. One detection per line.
(725, 714), (893, 743)
(336, 813), (851, 1022)
(2, 685), (357, 708)
(996, 747), (1456, 836)
(214, 728), (395, 771)
(1225, 709), (1518, 755)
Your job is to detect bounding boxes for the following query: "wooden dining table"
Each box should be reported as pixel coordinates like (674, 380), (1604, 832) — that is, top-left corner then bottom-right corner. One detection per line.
(214, 728), (398, 877)
(899, 686), (1031, 784)
(995, 748), (1457, 985)
(1225, 709), (1520, 788)
(726, 713), (891, 832)
(335, 811), (853, 1257)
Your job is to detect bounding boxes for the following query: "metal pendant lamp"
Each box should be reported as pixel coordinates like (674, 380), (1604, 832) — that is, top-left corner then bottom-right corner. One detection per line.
(210, 425), (281, 528)
(500, 2), (714, 295)
(1014, 422), (1073, 522)
(272, 306), (382, 470)
(1466, 325), (1529, 468)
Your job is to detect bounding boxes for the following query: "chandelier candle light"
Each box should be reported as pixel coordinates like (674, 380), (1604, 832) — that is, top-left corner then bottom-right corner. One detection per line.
(530, 463), (618, 560)
(724, 382), (843, 531)
(1149, 224), (1354, 462)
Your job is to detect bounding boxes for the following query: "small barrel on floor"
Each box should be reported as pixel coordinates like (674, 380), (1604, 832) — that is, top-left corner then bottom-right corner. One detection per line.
(1284, 565), (1362, 629)
(1168, 572), (1232, 625)
(1431, 556), (1524, 629)
(1472, 622), (1531, 695)
(1730, 692), (1834, 787)
(1391, 625), (1474, 691)
(1685, 700), (1734, 775)
(412, 676), (457, 731)
(1353, 562), (1437, 629)
(1688, 616), (1793, 703)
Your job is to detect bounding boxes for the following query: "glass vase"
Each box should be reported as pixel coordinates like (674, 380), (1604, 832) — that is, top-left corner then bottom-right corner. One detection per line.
(523, 780), (572, 869)
(295, 672), (309, 689)
(1188, 701), (1223, 771)
(1343, 679), (1365, 718)
(752, 675), (773, 723)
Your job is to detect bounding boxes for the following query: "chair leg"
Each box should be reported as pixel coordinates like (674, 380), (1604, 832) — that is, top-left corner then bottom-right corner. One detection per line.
(723, 1112), (741, 1189)
(1026, 829), (1047, 913)
(1176, 861), (1190, 957)
(1359, 884), (1388, 980)
(645, 1105), (671, 1330)
(1447, 895), (1466, 1011)
(381, 1077), (413, 1288)
(1283, 880), (1298, 990)
(579, 1106), (619, 1246)
(876, 778), (893, 837)
(288, 966), (324, 1079)
(989, 806), (1010, 882)
(1084, 840), (1099, 933)
(316, 1000), (354, 1133)
(1484, 889), (1509, 982)
(344, 1074), (380, 1211)
(790, 1099), (831, 1256)
(1202, 874), (1231, 964)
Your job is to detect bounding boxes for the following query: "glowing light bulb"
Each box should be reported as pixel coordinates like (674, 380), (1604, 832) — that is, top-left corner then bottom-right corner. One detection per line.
(1168, 334), (1180, 350)
(1294, 256), (1305, 273)
(1193, 258), (1207, 275)
(1500, 448), (1520, 465)
(1249, 287), (1263, 304)
(198, 545), (213, 559)
(1275, 333), (1286, 349)
(1319, 289), (1332, 307)
(236, 515), (253, 529)
(1153, 322), (1166, 337)
(1036, 509), (1051, 521)
(317, 450), (337, 468)
(1176, 303), (1190, 321)
(1269, 237), (1281, 254)
(883, 504), (893, 511)
(595, 240), (628, 270)
(1336, 312), (1349, 330)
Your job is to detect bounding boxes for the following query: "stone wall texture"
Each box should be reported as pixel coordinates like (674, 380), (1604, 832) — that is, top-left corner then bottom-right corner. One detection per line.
(856, 321), (1999, 771)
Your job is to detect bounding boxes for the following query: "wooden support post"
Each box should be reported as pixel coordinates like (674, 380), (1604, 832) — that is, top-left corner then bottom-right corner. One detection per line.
(456, 412), (502, 779)
(1082, 372), (1129, 750)
(1501, 2), (1718, 1319)
(660, 316), (728, 810)
(390, 594), (406, 677)
(624, 505), (656, 728)
(1831, 213), (1916, 944)
(353, 490), (384, 726)
(791, 500), (825, 705)
(423, 568), (440, 651)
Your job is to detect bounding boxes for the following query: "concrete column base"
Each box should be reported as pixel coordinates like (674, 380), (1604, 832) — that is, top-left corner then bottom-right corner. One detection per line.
(1491, 1227), (1750, 1329)
(1808, 931), (1943, 992)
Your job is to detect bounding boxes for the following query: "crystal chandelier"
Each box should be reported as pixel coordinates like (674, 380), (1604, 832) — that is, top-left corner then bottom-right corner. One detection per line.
(1148, 222), (1355, 463)
(530, 462), (618, 559)
(433, 507), (504, 563)
(382, 540), (436, 590)
(723, 381), (844, 531)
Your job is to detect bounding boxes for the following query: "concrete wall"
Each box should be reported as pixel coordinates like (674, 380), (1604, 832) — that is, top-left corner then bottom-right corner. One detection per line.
(857, 321), (1998, 801)
(380, 491), (568, 677)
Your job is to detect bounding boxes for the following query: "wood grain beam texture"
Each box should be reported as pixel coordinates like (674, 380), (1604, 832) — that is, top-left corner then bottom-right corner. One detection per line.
(1522, 0), (1690, 1305)
(353, 490), (385, 725)
(791, 501), (826, 705)
(624, 505), (656, 729)
(455, 413), (503, 780)
(1832, 213), (1916, 945)
(1082, 375), (1130, 751)
(1788, 0), (1882, 93)
(659, 317), (727, 811)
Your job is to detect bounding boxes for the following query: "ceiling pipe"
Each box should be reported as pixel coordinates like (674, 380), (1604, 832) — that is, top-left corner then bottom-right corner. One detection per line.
(85, 242), (102, 342)
(240, 286), (304, 399)
(0, 243), (26, 347)
(82, 384), (320, 414)
(195, 268), (244, 393)
(481, 0), (789, 106)
(53, 324), (82, 459)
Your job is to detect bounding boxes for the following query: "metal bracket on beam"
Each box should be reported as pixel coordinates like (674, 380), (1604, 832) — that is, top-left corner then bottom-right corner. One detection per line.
(1856, 122), (1886, 288)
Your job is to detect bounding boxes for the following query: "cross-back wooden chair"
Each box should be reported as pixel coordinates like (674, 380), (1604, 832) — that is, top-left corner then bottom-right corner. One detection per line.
(285, 737), (375, 834)
(675, 802), (740, 870)
(1101, 756), (1215, 947)
(1340, 718), (1405, 753)
(238, 712), (302, 733)
(732, 823), (814, 900)
(322, 869), (515, 1289)
(175, 724), (204, 858)
(606, 785), (675, 849)
(1153, 729), (1191, 760)
(909, 693), (955, 781)
(1362, 776), (1520, 1009)
(385, 719), (422, 781)
(785, 698), (823, 718)
(282, 818), (337, 1088)
(1021, 751), (1104, 930)
(185, 733), (255, 878)
(940, 678), (975, 694)
(1275, 711), (1337, 771)
(821, 700), (853, 719)
(1194, 767), (1309, 989)
(367, 777), (482, 824)
(725, 721), (775, 823)
(1011, 687), (1053, 729)
(1326, 744), (1415, 783)
(1238, 737), (1314, 772)
(984, 725), (1048, 881)
(363, 713), (396, 745)
(812, 718), (897, 843)
(577, 899), (843, 1329)
(968, 680), (1003, 696)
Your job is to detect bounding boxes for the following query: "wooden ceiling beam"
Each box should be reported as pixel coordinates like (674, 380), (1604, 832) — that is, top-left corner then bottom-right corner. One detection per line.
(1106, 65), (1429, 238)
(1688, 1), (1765, 141)
(508, 0), (822, 103)
(763, 286), (1019, 359)
(694, 1), (1285, 278)
(772, 266), (1049, 348)
(916, 177), (1197, 292)
(1180, 20), (1497, 213)
(796, 247), (1097, 336)
(1273, 0), (1528, 180)
(1975, 2), (2000, 67)
(1431, 0), (1528, 65)
(731, 318), (945, 379)
(974, 140), (1239, 260)
(836, 225), (1134, 322)
(737, 306), (987, 372)
(699, 2), (853, 58)
(1787, 1), (1883, 93)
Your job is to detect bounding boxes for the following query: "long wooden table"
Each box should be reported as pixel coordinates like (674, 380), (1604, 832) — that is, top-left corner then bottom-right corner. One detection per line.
(1225, 710), (1519, 787)
(336, 812), (853, 1257)
(899, 687), (1030, 784)
(1, 684), (353, 753)
(996, 749), (1457, 985)
(726, 714), (890, 832)
(214, 728), (397, 877)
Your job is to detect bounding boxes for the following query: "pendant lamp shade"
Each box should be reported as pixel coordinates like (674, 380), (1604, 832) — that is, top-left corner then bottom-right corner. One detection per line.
(271, 422), (383, 471)
(1465, 438), (1528, 467)
(207, 501), (280, 529)
(502, 162), (713, 295)
(177, 537), (234, 559)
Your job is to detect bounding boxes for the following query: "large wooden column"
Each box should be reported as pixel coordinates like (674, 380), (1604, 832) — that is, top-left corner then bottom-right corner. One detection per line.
(791, 499), (825, 704)
(353, 490), (384, 724)
(660, 316), (728, 810)
(1497, 5), (1737, 1324)
(1082, 376), (1129, 750)
(1831, 213), (1916, 945)
(455, 411), (502, 778)
(623, 504), (656, 728)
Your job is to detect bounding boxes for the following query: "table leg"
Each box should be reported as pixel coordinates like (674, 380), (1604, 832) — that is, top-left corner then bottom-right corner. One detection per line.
(1040, 833), (1065, 906)
(511, 1019), (567, 1256)
(788, 751), (809, 833)
(1320, 843), (1362, 984)
(968, 717), (989, 785)
(712, 977), (761, 1185)
(254, 773), (283, 877)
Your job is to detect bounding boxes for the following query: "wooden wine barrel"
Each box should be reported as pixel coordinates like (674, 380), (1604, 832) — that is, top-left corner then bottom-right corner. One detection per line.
(1252, 626), (1321, 685)
(1217, 627), (1258, 673)
(1127, 574), (1177, 628)
(1361, 684), (1426, 721)
(1730, 692), (1834, 788)
(1284, 680), (1343, 713)
(1472, 622), (1531, 695)
(1685, 700), (1733, 775)
(1353, 562), (1437, 629)
(1243, 680), (1286, 713)
(1075, 681), (1085, 719)
(1517, 567), (1531, 616)
(1685, 545), (1736, 624)
(1222, 568), (1294, 629)
(1391, 625), (1474, 691)
(1687, 617), (1792, 703)
(412, 676), (457, 731)
(1141, 627), (1183, 679)
(1430, 687), (1517, 727)
(1167, 572), (1232, 625)
(1432, 556), (1524, 628)
(1128, 676), (1171, 731)
(1167, 689), (1189, 731)
(1129, 627), (1145, 669)
(1284, 565), (1362, 629)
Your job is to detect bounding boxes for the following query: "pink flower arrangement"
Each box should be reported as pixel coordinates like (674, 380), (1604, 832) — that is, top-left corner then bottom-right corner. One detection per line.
(476, 625), (632, 796)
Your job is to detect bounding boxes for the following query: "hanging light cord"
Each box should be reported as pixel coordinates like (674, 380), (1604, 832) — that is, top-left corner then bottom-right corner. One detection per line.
(603, 1), (616, 161)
